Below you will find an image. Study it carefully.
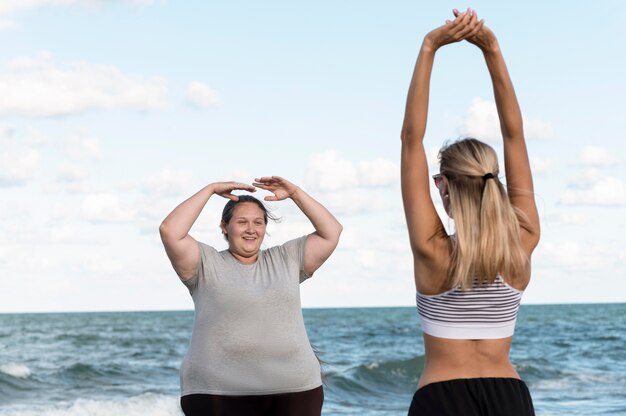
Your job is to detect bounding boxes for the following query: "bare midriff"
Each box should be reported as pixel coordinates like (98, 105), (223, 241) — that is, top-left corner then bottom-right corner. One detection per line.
(417, 333), (520, 389)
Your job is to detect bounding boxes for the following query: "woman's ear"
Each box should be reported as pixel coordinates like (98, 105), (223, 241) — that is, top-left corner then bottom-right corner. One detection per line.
(440, 177), (450, 197)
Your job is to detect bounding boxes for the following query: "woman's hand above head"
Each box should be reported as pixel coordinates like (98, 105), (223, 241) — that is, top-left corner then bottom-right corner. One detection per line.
(452, 9), (498, 53)
(160, 180), (255, 281)
(253, 176), (300, 201)
(254, 175), (342, 277)
(211, 181), (256, 201)
(423, 8), (484, 52)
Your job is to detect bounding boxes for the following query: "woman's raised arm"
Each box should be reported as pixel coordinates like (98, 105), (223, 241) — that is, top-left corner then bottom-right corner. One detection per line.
(400, 10), (483, 260)
(159, 181), (256, 280)
(253, 176), (342, 277)
(458, 14), (540, 254)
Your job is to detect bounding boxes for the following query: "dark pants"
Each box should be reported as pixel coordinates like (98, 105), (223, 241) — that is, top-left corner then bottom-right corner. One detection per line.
(408, 378), (535, 416)
(181, 385), (324, 416)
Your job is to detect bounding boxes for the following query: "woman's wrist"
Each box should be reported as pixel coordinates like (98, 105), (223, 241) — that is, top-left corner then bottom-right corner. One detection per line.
(480, 40), (501, 56)
(421, 37), (438, 54)
(205, 183), (219, 196)
(289, 186), (304, 200)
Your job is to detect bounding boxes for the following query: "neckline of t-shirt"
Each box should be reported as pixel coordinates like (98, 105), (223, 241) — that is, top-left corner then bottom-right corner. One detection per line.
(225, 250), (261, 267)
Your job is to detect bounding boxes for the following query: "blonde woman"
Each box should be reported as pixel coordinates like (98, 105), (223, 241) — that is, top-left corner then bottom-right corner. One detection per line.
(400, 9), (540, 415)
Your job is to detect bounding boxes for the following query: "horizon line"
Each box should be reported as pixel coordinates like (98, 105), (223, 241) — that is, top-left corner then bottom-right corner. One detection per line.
(1, 301), (625, 315)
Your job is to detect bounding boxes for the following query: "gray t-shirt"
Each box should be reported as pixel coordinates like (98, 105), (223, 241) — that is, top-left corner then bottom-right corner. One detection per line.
(180, 236), (322, 396)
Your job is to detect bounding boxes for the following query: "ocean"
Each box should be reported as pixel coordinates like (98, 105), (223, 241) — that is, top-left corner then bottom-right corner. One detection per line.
(1, 304), (625, 415)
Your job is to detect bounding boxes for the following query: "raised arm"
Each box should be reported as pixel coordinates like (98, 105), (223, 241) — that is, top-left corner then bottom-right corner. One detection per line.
(253, 176), (342, 277)
(159, 181), (256, 280)
(400, 11), (483, 260)
(458, 14), (541, 254)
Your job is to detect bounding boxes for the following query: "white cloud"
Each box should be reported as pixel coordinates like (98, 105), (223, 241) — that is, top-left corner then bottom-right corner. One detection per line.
(81, 193), (137, 222)
(560, 169), (626, 206)
(65, 181), (93, 194)
(0, 139), (40, 185)
(186, 81), (220, 107)
(58, 163), (89, 182)
(579, 145), (618, 167)
(524, 118), (554, 141)
(0, 18), (16, 30)
(48, 163), (92, 193)
(0, 124), (50, 146)
(426, 146), (441, 170)
(78, 253), (125, 275)
(355, 158), (397, 187)
(312, 189), (388, 216)
(459, 97), (553, 142)
(304, 150), (398, 192)
(459, 97), (501, 142)
(550, 212), (588, 226)
(304, 151), (357, 191)
(0, 52), (167, 117)
(145, 168), (194, 197)
(48, 223), (80, 243)
(64, 133), (101, 160)
(0, 123), (14, 142)
(530, 156), (553, 175)
(534, 241), (606, 271)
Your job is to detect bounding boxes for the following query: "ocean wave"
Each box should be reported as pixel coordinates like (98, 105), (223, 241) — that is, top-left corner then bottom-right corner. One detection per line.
(0, 393), (182, 416)
(0, 364), (31, 379)
(0, 370), (35, 401)
(57, 362), (127, 382)
(325, 355), (423, 397)
(530, 370), (626, 393)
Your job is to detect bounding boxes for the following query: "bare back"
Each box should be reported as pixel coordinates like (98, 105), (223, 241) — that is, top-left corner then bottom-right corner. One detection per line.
(419, 335), (519, 388)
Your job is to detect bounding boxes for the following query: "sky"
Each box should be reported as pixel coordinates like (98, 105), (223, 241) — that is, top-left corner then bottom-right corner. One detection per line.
(0, 0), (625, 313)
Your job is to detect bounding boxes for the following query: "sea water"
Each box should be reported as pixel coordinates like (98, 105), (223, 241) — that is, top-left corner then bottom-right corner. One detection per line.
(1, 304), (625, 415)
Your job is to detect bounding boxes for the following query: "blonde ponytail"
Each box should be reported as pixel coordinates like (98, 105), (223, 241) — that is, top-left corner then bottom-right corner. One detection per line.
(439, 138), (528, 288)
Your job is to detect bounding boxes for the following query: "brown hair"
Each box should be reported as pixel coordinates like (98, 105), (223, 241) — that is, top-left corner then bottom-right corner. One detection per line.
(220, 195), (279, 240)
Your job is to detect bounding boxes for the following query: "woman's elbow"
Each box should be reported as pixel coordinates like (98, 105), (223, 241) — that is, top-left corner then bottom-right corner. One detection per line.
(400, 123), (425, 144)
(337, 219), (344, 235)
(329, 222), (343, 246)
(159, 220), (172, 241)
(328, 221), (343, 246)
(400, 127), (412, 144)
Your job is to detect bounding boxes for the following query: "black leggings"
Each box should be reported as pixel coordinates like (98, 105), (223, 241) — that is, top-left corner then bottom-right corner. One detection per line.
(181, 386), (324, 416)
(408, 378), (535, 416)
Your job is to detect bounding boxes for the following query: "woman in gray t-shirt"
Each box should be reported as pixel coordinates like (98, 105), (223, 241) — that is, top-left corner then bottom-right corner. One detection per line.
(160, 176), (342, 416)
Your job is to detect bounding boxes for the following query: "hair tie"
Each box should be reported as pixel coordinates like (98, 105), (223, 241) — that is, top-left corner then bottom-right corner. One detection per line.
(482, 173), (495, 181)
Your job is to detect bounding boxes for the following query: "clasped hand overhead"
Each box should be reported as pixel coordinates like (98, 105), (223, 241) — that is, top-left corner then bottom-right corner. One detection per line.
(212, 176), (300, 202)
(424, 8), (497, 52)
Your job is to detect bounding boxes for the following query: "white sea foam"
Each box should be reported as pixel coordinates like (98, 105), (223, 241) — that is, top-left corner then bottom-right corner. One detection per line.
(0, 364), (31, 379)
(365, 362), (379, 370)
(0, 393), (182, 416)
(533, 371), (625, 392)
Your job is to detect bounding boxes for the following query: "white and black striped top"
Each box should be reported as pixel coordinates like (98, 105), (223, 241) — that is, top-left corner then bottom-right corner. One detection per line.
(416, 275), (523, 340)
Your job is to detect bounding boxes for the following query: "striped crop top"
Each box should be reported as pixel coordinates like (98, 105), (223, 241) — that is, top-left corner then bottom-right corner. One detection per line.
(415, 276), (523, 340)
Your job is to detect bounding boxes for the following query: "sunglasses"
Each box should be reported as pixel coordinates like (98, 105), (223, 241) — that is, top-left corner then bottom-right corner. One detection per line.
(432, 174), (444, 190)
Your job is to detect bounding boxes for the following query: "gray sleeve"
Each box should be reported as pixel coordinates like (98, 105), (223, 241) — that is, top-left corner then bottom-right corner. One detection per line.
(181, 242), (217, 294)
(281, 235), (310, 283)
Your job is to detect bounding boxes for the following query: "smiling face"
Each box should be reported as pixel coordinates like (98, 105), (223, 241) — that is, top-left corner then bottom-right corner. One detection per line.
(220, 202), (267, 264)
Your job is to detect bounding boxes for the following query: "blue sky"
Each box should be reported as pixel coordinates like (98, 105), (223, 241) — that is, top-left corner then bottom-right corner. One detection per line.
(1, 0), (625, 312)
